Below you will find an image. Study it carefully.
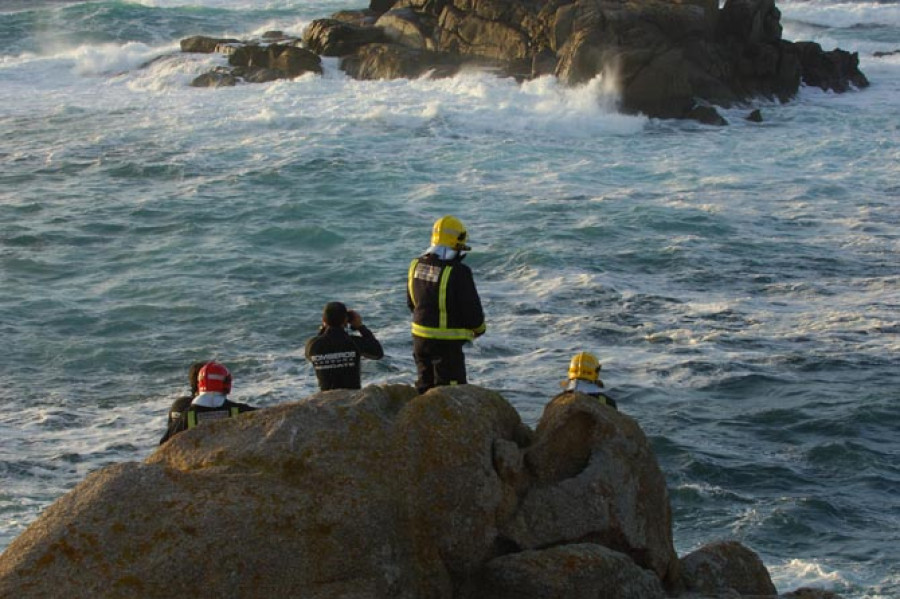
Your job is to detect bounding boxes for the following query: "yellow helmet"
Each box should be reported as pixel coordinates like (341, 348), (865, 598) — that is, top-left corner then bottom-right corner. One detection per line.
(431, 215), (471, 251)
(568, 352), (601, 383)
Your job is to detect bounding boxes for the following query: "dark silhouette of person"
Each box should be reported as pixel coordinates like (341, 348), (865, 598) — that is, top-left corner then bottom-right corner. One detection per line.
(159, 360), (208, 445)
(305, 302), (384, 391)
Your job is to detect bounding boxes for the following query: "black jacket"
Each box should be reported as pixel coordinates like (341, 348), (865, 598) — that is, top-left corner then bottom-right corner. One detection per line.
(407, 254), (485, 341)
(159, 395), (192, 445)
(305, 325), (384, 391)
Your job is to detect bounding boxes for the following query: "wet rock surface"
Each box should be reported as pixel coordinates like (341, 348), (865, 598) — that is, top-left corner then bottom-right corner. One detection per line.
(178, 0), (868, 123)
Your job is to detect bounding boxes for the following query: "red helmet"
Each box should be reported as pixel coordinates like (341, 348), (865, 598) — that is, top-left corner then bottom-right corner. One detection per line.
(197, 362), (232, 394)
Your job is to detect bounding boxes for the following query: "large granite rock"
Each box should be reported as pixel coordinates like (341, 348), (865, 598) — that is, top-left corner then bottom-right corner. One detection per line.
(482, 543), (667, 598)
(680, 540), (778, 596)
(303, 18), (391, 56)
(501, 391), (680, 588)
(184, 37), (322, 86)
(226, 42), (323, 78)
(180, 34), (240, 53)
(340, 43), (469, 80)
(0, 385), (843, 598)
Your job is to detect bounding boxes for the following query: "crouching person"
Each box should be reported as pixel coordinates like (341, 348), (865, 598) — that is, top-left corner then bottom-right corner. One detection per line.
(160, 361), (256, 443)
(561, 352), (618, 410)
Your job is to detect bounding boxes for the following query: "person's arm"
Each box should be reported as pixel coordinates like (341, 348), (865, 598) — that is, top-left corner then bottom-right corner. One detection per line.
(160, 397), (190, 445)
(352, 325), (384, 360)
(406, 258), (418, 312)
(305, 335), (318, 362)
(160, 411), (188, 445)
(455, 265), (486, 336)
(348, 311), (384, 360)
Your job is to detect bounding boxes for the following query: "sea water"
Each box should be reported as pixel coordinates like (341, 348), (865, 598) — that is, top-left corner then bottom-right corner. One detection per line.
(0, 0), (898, 596)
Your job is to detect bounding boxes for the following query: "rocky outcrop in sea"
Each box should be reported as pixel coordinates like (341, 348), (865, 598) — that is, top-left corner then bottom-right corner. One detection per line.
(0, 385), (840, 598)
(179, 0), (868, 124)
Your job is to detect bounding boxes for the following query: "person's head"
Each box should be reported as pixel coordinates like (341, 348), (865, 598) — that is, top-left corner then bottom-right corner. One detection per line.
(197, 362), (232, 395)
(188, 361), (210, 396)
(322, 301), (349, 328)
(431, 215), (471, 251)
(568, 352), (602, 386)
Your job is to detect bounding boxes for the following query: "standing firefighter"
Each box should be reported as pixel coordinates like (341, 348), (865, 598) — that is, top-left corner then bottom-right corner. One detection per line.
(407, 215), (486, 393)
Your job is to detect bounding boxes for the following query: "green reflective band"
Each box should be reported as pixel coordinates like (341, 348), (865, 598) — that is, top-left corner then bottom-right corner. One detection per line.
(411, 323), (475, 341)
(473, 322), (486, 335)
(187, 407), (239, 430)
(407, 258), (419, 307)
(438, 266), (453, 330)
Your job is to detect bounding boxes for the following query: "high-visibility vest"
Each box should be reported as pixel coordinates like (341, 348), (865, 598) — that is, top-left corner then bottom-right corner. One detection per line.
(408, 258), (484, 341)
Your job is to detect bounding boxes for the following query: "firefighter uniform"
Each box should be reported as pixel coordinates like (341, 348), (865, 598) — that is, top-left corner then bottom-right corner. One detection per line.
(407, 251), (485, 393)
(159, 362), (256, 444)
(161, 398), (256, 442)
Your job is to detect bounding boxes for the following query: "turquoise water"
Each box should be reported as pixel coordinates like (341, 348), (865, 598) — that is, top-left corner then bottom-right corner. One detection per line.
(1, 1), (898, 596)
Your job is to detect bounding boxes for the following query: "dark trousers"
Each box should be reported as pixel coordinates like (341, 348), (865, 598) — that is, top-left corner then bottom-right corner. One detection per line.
(413, 337), (467, 394)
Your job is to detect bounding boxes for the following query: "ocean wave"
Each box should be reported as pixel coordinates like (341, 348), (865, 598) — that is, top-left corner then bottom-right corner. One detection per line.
(769, 558), (847, 595)
(781, 1), (900, 30)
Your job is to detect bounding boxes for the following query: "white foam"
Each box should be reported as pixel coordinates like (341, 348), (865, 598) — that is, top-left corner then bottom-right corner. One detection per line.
(677, 481), (752, 501)
(133, 0), (302, 8)
(780, 1), (900, 30)
(67, 42), (177, 76)
(246, 18), (311, 39)
(769, 559), (846, 595)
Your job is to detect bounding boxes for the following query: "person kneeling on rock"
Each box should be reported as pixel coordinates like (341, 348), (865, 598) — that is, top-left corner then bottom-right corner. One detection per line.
(161, 361), (256, 442)
(561, 351), (618, 410)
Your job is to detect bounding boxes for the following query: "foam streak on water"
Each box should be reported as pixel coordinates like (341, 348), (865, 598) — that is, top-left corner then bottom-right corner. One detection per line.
(1, 1), (898, 597)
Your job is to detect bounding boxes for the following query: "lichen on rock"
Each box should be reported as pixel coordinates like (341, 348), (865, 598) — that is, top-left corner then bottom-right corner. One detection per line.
(0, 385), (842, 598)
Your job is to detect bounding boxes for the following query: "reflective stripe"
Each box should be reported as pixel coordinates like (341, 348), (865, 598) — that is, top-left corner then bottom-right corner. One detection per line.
(186, 406), (240, 430)
(438, 265), (452, 330)
(411, 322), (475, 341)
(409, 260), (480, 341)
(407, 258), (419, 307)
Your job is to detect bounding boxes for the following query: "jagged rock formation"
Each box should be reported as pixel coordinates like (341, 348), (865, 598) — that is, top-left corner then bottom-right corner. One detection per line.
(0, 385), (841, 598)
(180, 0), (867, 121)
(183, 31), (322, 87)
